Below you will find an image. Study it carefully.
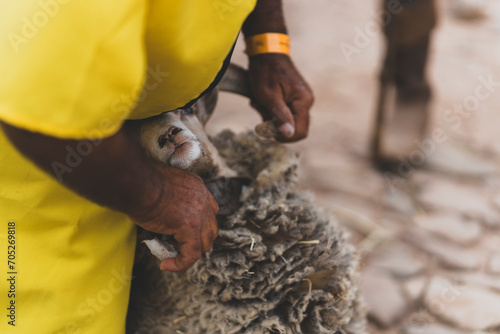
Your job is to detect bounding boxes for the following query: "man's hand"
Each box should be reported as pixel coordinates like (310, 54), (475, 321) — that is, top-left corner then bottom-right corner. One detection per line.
(242, 0), (314, 142)
(247, 53), (313, 142)
(129, 166), (219, 272)
(1, 122), (218, 272)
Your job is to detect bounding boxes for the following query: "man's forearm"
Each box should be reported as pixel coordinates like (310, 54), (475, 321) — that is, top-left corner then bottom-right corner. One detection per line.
(2, 120), (220, 271)
(241, 0), (313, 142)
(242, 0), (287, 36)
(1, 122), (162, 220)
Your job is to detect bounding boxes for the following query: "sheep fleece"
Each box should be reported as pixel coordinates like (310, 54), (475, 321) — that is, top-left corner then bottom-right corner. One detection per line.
(127, 131), (367, 334)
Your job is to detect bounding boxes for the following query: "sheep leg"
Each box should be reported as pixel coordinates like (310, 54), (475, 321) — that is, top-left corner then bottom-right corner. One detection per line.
(372, 0), (437, 168)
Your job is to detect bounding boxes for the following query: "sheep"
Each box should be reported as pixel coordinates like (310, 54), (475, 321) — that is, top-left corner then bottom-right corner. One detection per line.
(125, 65), (367, 334)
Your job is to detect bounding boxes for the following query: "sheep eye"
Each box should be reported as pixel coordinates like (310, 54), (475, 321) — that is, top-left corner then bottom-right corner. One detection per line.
(181, 108), (194, 115)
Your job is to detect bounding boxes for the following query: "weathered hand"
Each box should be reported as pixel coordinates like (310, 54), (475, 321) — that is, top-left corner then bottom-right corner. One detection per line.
(1, 121), (219, 273)
(248, 53), (314, 142)
(129, 165), (219, 272)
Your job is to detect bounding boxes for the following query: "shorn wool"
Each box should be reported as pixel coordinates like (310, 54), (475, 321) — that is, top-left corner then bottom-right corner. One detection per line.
(127, 130), (367, 334)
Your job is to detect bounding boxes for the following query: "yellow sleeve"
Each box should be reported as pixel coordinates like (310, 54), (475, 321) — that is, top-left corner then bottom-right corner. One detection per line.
(0, 0), (147, 139)
(129, 0), (257, 118)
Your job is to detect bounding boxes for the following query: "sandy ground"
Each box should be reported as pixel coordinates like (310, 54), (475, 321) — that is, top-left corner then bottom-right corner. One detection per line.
(207, 0), (500, 332)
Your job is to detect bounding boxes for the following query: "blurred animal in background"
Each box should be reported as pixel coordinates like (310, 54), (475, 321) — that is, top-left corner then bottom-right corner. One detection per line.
(372, 0), (491, 175)
(372, 0), (437, 165)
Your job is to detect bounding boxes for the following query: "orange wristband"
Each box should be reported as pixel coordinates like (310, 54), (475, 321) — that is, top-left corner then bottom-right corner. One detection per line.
(245, 33), (290, 56)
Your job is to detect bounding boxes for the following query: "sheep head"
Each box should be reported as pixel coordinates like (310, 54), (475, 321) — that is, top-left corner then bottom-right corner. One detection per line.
(137, 89), (235, 181)
(137, 63), (279, 182)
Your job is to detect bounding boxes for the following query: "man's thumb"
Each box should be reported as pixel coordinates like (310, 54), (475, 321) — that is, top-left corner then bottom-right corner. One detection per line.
(271, 104), (295, 138)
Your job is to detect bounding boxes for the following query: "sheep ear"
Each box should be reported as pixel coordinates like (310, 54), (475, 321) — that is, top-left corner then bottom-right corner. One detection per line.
(195, 87), (218, 126)
(218, 64), (251, 98)
(195, 63), (250, 126)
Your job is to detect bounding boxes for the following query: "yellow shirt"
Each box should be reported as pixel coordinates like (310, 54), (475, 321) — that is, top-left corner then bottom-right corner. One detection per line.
(0, 0), (256, 333)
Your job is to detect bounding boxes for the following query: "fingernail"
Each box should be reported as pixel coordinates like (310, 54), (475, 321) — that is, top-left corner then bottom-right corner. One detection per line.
(279, 123), (295, 137)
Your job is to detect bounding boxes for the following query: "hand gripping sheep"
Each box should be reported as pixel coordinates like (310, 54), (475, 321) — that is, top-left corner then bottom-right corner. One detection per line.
(126, 65), (367, 334)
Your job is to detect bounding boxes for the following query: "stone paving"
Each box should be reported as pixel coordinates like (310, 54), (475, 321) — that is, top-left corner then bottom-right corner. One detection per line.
(291, 128), (500, 333)
(358, 167), (500, 334)
(209, 0), (500, 333)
